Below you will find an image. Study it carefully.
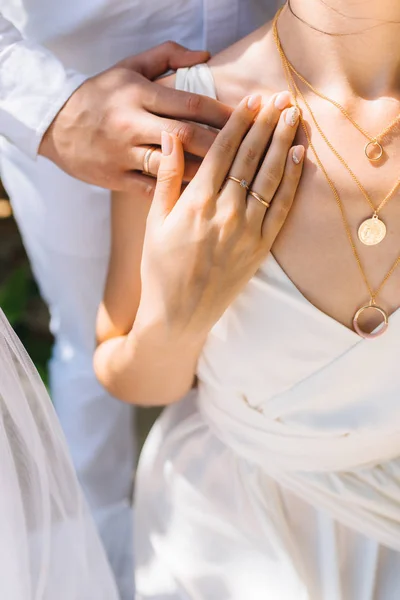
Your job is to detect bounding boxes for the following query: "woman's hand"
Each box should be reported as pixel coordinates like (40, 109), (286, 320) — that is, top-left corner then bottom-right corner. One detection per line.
(136, 91), (304, 341)
(94, 90), (304, 405)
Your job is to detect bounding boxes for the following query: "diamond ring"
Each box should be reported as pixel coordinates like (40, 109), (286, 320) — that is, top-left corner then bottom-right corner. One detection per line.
(225, 176), (250, 191)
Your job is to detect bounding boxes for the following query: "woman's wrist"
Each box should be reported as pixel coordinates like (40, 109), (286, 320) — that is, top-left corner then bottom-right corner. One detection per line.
(130, 301), (209, 356)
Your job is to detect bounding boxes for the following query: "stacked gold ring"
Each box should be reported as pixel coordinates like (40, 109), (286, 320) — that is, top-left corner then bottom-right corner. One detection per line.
(225, 176), (270, 209)
(248, 190), (270, 208)
(226, 176), (250, 191)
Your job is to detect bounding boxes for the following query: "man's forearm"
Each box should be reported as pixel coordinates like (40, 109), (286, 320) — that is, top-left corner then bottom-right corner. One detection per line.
(0, 13), (87, 158)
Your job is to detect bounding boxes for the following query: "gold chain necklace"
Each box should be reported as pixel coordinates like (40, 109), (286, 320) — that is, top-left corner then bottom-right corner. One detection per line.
(273, 9), (400, 338)
(283, 59), (400, 246)
(287, 0), (400, 40)
(284, 49), (400, 163)
(278, 6), (400, 247)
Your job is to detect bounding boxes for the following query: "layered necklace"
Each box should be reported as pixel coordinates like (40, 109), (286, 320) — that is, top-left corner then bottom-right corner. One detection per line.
(283, 51), (400, 165)
(273, 6), (400, 338)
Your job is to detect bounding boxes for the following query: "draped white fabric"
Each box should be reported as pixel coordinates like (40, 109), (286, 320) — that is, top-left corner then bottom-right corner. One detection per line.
(0, 309), (119, 600)
(134, 65), (400, 600)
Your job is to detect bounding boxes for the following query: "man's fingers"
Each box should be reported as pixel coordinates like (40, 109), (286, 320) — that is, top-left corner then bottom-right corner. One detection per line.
(119, 171), (158, 196)
(182, 155), (202, 181)
(130, 146), (201, 181)
(143, 83), (232, 131)
(120, 41), (210, 80)
(138, 113), (219, 158)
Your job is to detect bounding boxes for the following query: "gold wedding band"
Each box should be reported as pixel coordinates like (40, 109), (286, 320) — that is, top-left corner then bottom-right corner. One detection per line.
(225, 176), (250, 191)
(248, 190), (270, 209)
(142, 146), (158, 177)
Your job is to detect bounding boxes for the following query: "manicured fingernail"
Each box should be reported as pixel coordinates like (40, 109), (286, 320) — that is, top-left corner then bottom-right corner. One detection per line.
(247, 94), (262, 111)
(161, 131), (173, 156)
(292, 145), (305, 164)
(274, 91), (291, 110)
(285, 106), (299, 127)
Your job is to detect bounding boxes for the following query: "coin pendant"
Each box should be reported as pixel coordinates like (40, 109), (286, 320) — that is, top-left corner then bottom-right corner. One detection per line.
(358, 215), (386, 246)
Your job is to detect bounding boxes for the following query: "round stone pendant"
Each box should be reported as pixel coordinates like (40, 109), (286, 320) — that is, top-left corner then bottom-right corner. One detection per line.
(358, 214), (387, 246)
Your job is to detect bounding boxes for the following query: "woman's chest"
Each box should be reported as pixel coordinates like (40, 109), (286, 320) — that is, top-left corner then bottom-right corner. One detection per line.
(213, 51), (400, 334)
(272, 120), (400, 334)
(198, 248), (400, 430)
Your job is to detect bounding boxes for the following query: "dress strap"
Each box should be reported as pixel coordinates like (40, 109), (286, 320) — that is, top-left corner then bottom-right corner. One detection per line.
(175, 64), (218, 99)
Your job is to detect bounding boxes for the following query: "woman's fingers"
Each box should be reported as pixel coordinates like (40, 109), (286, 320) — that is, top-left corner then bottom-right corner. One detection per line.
(246, 105), (300, 225)
(188, 94), (263, 198)
(223, 92), (291, 207)
(261, 145), (305, 243)
(151, 133), (185, 218)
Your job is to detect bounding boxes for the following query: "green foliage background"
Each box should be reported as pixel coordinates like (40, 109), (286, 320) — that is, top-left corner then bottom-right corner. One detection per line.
(0, 264), (51, 384)
(0, 201), (52, 387)
(0, 198), (157, 446)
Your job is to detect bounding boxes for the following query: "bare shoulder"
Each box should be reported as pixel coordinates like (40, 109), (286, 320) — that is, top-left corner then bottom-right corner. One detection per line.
(157, 21), (283, 106)
(208, 21), (283, 106)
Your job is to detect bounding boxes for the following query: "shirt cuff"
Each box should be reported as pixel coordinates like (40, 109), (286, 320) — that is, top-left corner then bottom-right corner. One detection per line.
(34, 70), (89, 158)
(0, 38), (88, 159)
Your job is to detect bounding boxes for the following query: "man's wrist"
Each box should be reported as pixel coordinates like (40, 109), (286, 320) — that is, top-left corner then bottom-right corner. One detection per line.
(37, 72), (88, 160)
(0, 22), (88, 160)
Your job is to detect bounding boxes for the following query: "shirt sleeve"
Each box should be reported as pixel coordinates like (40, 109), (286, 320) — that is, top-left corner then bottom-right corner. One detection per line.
(0, 13), (88, 159)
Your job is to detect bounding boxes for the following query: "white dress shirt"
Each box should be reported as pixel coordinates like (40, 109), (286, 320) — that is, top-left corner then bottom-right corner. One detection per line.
(0, 0), (278, 160)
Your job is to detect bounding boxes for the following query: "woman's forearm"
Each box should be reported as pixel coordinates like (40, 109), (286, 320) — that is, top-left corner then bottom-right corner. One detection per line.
(95, 97), (303, 404)
(94, 311), (207, 406)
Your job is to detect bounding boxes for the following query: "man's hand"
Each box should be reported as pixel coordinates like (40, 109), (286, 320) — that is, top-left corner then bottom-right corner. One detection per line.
(39, 42), (232, 192)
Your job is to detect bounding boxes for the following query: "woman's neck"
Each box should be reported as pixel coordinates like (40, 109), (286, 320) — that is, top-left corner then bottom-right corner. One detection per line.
(279, 0), (400, 99)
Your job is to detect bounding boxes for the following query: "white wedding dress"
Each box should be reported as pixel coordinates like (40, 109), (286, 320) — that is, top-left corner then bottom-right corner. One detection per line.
(134, 65), (400, 600)
(0, 309), (119, 599)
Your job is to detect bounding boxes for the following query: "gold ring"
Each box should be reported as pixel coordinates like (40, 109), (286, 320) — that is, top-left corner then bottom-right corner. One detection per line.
(248, 190), (270, 208)
(143, 146), (158, 176)
(225, 176), (250, 191)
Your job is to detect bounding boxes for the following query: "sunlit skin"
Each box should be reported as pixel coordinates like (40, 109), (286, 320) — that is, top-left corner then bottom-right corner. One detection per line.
(95, 0), (400, 405)
(209, 0), (400, 331)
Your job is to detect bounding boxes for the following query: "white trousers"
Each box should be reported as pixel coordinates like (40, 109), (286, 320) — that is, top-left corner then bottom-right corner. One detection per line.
(1, 145), (135, 600)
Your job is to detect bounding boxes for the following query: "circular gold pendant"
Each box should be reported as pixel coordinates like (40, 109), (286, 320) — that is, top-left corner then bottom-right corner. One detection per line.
(353, 304), (388, 339)
(358, 215), (386, 246)
(364, 140), (383, 162)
